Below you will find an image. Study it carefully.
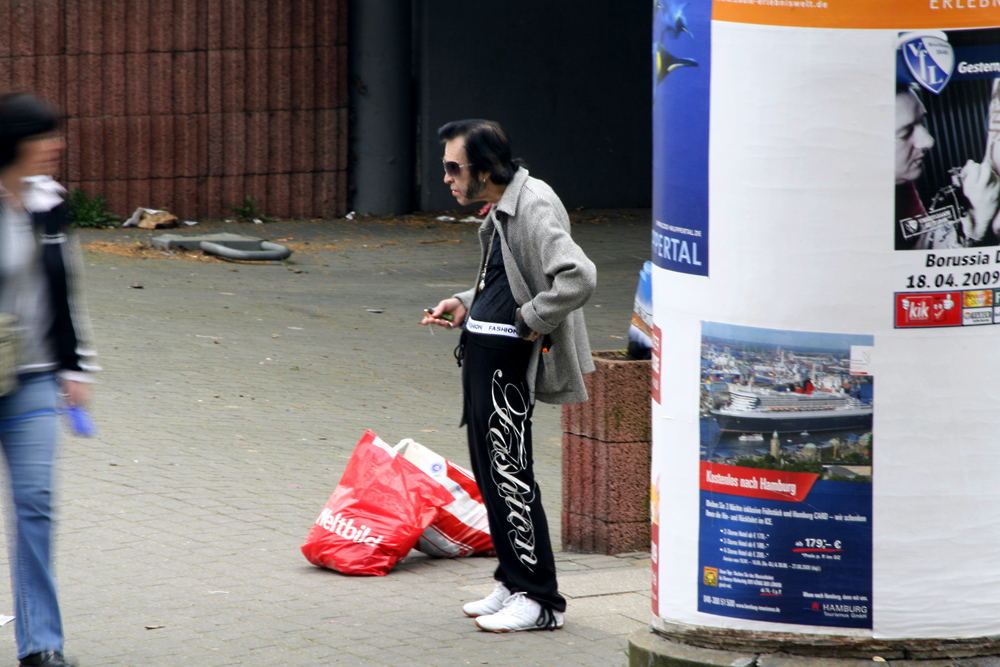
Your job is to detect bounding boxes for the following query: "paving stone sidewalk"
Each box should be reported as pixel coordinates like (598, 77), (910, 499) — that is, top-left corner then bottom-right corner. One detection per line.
(1, 210), (652, 666)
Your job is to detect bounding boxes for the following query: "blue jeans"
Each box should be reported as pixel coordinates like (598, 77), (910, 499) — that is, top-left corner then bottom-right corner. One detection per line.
(0, 372), (63, 659)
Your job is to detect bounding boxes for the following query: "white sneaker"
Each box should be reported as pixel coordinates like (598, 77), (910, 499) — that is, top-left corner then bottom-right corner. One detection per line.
(462, 581), (511, 617)
(474, 592), (565, 632)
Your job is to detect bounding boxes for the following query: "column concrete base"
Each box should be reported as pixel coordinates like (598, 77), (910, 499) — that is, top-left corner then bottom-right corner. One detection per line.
(629, 630), (756, 667)
(629, 629), (1000, 667)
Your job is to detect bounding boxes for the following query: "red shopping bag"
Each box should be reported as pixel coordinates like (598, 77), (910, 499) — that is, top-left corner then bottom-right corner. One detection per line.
(301, 431), (454, 576)
(394, 439), (494, 558)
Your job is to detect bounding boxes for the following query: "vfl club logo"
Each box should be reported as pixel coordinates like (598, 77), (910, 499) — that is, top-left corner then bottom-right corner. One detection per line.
(901, 32), (954, 95)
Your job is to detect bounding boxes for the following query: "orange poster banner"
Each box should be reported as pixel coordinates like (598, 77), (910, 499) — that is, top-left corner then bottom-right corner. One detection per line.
(713, 0), (1000, 30)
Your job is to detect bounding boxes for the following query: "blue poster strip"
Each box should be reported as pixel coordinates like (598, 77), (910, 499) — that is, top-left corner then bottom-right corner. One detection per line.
(652, 1), (711, 276)
(697, 479), (872, 629)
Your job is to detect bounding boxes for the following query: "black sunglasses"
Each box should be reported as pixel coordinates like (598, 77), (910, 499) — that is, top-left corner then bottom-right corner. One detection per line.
(442, 160), (472, 177)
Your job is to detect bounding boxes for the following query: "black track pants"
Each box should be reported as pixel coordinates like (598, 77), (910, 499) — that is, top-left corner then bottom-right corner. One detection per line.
(460, 330), (565, 612)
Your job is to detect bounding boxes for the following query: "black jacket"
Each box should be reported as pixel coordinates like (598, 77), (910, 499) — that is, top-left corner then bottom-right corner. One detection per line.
(30, 199), (97, 375)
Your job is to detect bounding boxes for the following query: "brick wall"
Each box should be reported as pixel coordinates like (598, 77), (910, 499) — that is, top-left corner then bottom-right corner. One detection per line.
(0, 0), (348, 221)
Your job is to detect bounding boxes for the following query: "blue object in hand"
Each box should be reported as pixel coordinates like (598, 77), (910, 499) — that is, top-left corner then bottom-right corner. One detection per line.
(64, 405), (96, 437)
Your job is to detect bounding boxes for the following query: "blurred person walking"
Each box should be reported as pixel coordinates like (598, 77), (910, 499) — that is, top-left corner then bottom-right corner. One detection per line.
(423, 120), (596, 633)
(0, 93), (98, 667)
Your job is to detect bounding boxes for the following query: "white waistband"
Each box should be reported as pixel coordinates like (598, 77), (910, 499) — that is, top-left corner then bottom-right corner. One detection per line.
(465, 317), (519, 339)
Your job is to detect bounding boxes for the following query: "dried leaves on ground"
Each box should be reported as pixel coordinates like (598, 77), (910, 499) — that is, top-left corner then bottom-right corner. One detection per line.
(81, 241), (227, 262)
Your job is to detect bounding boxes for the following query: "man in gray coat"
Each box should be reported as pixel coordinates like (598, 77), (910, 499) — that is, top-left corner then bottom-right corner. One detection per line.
(423, 119), (596, 632)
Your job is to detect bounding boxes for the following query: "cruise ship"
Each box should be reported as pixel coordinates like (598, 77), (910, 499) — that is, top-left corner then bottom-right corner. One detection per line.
(711, 388), (872, 433)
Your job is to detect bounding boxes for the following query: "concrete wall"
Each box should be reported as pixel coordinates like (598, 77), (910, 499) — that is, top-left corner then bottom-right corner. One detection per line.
(0, 0), (348, 221)
(414, 1), (651, 212)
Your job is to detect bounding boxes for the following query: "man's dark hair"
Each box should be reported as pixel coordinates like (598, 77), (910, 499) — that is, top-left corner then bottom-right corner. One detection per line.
(437, 119), (523, 185)
(0, 93), (59, 170)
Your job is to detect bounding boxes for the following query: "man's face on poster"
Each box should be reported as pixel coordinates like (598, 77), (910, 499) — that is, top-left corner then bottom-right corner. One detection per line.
(896, 89), (935, 185)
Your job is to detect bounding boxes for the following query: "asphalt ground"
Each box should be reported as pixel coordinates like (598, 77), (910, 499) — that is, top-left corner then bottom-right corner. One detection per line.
(0, 209), (652, 667)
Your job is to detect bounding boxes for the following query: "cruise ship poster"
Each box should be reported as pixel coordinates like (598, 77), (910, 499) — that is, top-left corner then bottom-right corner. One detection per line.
(698, 322), (874, 629)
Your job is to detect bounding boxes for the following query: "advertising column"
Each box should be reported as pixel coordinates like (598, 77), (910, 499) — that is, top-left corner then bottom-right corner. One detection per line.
(651, 1), (1000, 640)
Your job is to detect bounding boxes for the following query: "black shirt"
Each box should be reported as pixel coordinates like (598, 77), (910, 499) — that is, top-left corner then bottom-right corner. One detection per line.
(468, 225), (519, 325)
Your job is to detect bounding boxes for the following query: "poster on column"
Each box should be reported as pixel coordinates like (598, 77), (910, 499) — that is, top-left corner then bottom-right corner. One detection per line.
(698, 323), (873, 629)
(894, 28), (1000, 328)
(652, 0), (712, 276)
(650, 0), (1000, 642)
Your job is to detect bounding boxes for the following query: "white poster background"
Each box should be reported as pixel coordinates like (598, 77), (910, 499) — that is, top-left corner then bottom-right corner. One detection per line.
(652, 21), (1000, 639)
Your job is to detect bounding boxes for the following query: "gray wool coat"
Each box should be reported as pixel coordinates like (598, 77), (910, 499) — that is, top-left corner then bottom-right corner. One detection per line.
(454, 168), (596, 404)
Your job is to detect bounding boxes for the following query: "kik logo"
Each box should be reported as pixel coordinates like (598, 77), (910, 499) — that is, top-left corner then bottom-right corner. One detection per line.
(902, 33), (954, 95)
(901, 294), (954, 323)
(908, 298), (931, 321)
